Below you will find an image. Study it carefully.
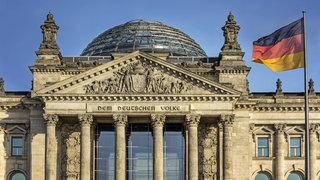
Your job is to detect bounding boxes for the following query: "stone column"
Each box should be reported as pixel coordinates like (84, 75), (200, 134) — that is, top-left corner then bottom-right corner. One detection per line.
(274, 123), (286, 180)
(0, 124), (6, 179)
(151, 114), (166, 180)
(186, 114), (201, 180)
(113, 114), (128, 180)
(220, 114), (234, 180)
(79, 114), (93, 180)
(310, 123), (319, 180)
(44, 114), (59, 180)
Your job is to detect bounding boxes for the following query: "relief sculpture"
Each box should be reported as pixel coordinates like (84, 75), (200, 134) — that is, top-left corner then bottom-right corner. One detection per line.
(84, 61), (193, 94)
(60, 123), (81, 180)
(199, 123), (218, 180)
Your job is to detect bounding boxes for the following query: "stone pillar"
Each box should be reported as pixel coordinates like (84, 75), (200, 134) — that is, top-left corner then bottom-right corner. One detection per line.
(274, 123), (286, 180)
(151, 114), (166, 180)
(220, 114), (234, 180)
(79, 114), (93, 180)
(186, 114), (201, 180)
(44, 114), (59, 180)
(310, 123), (319, 180)
(0, 124), (6, 179)
(113, 114), (128, 180)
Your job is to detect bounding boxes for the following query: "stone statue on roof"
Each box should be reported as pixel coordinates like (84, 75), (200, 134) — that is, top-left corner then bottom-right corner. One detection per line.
(221, 12), (241, 51)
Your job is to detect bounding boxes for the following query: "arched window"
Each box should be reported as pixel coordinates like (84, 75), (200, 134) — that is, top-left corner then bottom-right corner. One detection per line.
(255, 172), (271, 180)
(287, 172), (303, 180)
(9, 171), (26, 180)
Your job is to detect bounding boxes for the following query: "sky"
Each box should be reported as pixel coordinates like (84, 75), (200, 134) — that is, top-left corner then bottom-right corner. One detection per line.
(0, 0), (319, 93)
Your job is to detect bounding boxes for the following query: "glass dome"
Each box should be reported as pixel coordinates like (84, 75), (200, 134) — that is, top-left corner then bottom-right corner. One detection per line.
(81, 19), (207, 57)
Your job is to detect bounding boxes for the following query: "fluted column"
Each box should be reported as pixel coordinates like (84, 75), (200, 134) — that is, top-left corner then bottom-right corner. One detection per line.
(275, 123), (286, 180)
(79, 114), (93, 180)
(310, 123), (319, 180)
(220, 114), (234, 180)
(44, 114), (59, 180)
(186, 114), (200, 180)
(113, 114), (128, 180)
(151, 114), (166, 180)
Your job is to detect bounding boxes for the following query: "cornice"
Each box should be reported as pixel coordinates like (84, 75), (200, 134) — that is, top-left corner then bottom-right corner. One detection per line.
(41, 94), (239, 102)
(252, 105), (320, 112)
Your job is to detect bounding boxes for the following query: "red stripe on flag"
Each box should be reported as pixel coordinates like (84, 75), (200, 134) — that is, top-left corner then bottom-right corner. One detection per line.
(252, 34), (303, 60)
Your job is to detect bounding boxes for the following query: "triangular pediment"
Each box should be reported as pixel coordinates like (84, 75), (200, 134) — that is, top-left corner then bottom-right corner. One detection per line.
(36, 51), (241, 97)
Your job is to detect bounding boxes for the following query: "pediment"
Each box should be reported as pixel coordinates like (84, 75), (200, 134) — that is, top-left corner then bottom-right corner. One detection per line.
(252, 126), (274, 135)
(36, 51), (241, 97)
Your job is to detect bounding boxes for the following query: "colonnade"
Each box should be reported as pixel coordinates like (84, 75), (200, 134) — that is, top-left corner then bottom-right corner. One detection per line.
(43, 113), (235, 180)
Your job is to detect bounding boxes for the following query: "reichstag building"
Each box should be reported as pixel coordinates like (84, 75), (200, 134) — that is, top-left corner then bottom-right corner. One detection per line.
(0, 12), (319, 180)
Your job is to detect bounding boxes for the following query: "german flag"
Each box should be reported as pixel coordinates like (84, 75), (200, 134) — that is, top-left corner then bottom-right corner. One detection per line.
(252, 18), (304, 72)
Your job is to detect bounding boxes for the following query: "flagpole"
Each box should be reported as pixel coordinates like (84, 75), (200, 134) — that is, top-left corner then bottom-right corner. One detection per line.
(302, 11), (310, 180)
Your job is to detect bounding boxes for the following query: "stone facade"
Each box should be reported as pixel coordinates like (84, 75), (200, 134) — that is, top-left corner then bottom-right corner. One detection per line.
(0, 12), (319, 180)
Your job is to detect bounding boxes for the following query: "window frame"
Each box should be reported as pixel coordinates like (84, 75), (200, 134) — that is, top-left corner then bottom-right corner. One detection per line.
(257, 137), (270, 157)
(289, 136), (302, 157)
(255, 135), (272, 158)
(11, 136), (24, 156)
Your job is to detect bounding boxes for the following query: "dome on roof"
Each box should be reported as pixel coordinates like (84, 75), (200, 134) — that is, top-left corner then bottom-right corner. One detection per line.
(80, 19), (207, 57)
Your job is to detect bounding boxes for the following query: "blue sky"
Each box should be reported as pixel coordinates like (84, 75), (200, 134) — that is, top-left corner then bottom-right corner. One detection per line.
(0, 0), (319, 92)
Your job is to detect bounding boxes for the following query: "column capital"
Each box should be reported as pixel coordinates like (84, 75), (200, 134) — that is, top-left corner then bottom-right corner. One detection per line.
(274, 123), (286, 134)
(0, 123), (6, 134)
(310, 123), (320, 133)
(44, 114), (59, 126)
(151, 114), (166, 127)
(186, 114), (201, 127)
(78, 114), (93, 126)
(113, 114), (128, 127)
(219, 114), (234, 126)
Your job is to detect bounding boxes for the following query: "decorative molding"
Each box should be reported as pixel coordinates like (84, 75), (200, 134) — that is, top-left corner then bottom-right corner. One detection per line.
(0, 124), (6, 134)
(252, 105), (320, 112)
(113, 114), (128, 126)
(150, 114), (166, 127)
(219, 114), (234, 125)
(43, 114), (59, 126)
(78, 114), (93, 125)
(310, 123), (320, 133)
(185, 114), (201, 127)
(41, 94), (238, 102)
(274, 123), (287, 134)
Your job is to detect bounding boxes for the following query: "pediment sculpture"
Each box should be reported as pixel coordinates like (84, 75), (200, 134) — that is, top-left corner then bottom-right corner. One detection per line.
(84, 61), (193, 94)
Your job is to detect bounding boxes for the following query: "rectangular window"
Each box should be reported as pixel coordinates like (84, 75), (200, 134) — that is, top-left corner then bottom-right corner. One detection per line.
(164, 124), (185, 180)
(290, 137), (301, 157)
(11, 136), (23, 156)
(95, 124), (115, 180)
(257, 137), (269, 157)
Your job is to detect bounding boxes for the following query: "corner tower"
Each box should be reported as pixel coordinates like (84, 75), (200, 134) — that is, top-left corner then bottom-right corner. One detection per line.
(215, 12), (251, 95)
